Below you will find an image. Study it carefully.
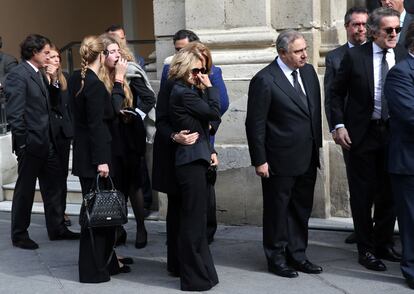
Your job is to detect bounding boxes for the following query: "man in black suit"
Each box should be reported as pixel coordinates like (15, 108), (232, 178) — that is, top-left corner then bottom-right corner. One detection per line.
(324, 7), (369, 245)
(331, 7), (406, 271)
(246, 30), (322, 278)
(380, 0), (414, 47)
(0, 36), (18, 86)
(406, 0), (414, 14)
(4, 34), (79, 250)
(385, 22), (414, 290)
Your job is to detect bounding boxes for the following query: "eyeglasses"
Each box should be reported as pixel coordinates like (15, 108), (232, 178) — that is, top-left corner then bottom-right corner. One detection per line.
(383, 27), (402, 35)
(191, 67), (207, 75)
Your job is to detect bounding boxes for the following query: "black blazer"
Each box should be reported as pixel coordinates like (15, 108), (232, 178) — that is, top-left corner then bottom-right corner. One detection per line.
(68, 69), (118, 178)
(5, 61), (58, 158)
(324, 43), (348, 131)
(399, 12), (414, 48)
(169, 81), (221, 166)
(245, 58), (322, 176)
(0, 51), (18, 85)
(330, 42), (407, 148)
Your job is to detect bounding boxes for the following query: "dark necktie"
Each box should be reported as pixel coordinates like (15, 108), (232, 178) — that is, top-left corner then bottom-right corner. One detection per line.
(291, 70), (308, 109)
(381, 49), (389, 120)
(37, 70), (48, 93)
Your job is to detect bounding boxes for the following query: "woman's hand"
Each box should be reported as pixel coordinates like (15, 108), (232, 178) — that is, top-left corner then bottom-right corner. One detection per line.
(211, 153), (219, 166)
(97, 164), (109, 178)
(197, 73), (212, 88)
(45, 64), (58, 83)
(114, 58), (128, 81)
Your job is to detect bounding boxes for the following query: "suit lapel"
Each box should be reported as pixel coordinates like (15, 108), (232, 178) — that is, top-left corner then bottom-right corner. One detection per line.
(299, 66), (314, 117)
(23, 62), (48, 97)
(362, 43), (375, 100)
(271, 60), (309, 116)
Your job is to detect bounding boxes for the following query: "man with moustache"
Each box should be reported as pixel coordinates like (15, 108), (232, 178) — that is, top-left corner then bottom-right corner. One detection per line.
(380, 0), (413, 47)
(4, 34), (79, 250)
(385, 22), (414, 290)
(331, 7), (407, 271)
(246, 30), (322, 278)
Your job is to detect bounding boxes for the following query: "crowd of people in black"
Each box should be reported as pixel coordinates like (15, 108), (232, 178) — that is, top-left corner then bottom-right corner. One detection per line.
(1, 0), (414, 292)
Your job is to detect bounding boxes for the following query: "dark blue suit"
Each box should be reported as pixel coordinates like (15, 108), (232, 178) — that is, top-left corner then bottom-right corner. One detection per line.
(385, 54), (414, 282)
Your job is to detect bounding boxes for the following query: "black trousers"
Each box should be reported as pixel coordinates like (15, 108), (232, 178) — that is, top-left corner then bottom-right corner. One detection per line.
(78, 177), (119, 283)
(11, 143), (65, 241)
(347, 123), (395, 254)
(206, 184), (217, 243)
(54, 133), (71, 213)
(175, 161), (218, 291)
(262, 153), (317, 265)
(390, 174), (414, 280)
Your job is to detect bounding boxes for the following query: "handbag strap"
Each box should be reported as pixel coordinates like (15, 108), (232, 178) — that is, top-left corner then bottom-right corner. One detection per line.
(95, 174), (115, 192)
(87, 226), (118, 273)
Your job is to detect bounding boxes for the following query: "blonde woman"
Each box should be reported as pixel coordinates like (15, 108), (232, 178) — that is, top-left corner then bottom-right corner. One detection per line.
(68, 35), (128, 283)
(167, 43), (221, 291)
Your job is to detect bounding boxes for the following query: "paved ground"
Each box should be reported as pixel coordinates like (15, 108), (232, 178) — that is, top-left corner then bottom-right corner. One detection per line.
(0, 211), (411, 294)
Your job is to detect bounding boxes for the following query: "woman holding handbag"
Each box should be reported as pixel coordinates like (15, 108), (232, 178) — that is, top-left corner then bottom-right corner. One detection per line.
(168, 43), (221, 291)
(68, 35), (130, 283)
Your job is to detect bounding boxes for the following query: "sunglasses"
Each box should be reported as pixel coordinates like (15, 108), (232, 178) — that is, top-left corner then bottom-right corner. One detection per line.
(383, 27), (402, 35)
(191, 67), (207, 75)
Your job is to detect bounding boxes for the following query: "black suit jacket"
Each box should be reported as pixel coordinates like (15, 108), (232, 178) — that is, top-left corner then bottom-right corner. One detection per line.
(5, 61), (58, 158)
(68, 69), (119, 178)
(399, 12), (414, 48)
(0, 51), (18, 85)
(324, 43), (349, 131)
(169, 81), (221, 166)
(330, 42), (407, 148)
(405, 0), (414, 14)
(245, 58), (322, 176)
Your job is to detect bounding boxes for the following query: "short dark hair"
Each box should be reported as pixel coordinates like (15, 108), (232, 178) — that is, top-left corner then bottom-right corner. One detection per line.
(20, 34), (51, 60)
(173, 29), (199, 44)
(405, 22), (414, 50)
(344, 7), (369, 26)
(105, 24), (124, 33)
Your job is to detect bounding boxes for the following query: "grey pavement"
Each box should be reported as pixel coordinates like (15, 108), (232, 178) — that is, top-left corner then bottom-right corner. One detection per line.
(0, 211), (411, 294)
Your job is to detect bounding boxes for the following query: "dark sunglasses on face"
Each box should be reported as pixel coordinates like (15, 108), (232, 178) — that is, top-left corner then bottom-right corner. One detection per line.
(383, 27), (402, 35)
(191, 67), (207, 75)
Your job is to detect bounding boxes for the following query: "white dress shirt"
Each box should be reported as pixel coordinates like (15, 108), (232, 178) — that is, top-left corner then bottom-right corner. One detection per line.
(276, 56), (307, 96)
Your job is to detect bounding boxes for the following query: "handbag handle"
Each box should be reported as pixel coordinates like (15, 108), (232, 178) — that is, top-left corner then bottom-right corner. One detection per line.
(95, 174), (116, 192)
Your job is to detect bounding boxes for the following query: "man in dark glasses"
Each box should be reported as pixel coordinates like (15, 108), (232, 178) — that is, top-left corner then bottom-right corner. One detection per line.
(384, 21), (414, 291)
(324, 6), (369, 246)
(330, 7), (407, 271)
(379, 0), (413, 47)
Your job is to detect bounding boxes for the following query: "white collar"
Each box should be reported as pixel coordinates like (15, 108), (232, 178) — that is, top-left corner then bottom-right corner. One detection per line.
(277, 56), (296, 74)
(372, 42), (390, 54)
(26, 60), (39, 73)
(401, 9), (406, 25)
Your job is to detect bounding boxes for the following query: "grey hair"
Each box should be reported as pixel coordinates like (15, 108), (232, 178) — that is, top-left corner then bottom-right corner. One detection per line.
(276, 30), (304, 53)
(367, 7), (400, 40)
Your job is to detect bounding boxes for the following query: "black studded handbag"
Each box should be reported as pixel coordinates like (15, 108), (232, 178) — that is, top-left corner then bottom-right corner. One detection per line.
(79, 175), (128, 228)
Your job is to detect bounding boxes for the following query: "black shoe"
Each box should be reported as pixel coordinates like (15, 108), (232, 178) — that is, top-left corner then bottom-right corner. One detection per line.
(119, 264), (131, 273)
(376, 247), (402, 262)
(358, 252), (387, 271)
(115, 227), (127, 246)
(268, 263), (298, 278)
(291, 260), (323, 274)
(49, 229), (80, 240)
(12, 238), (39, 250)
(135, 229), (147, 249)
(406, 277), (414, 289)
(64, 214), (71, 227)
(119, 257), (134, 265)
(345, 232), (356, 244)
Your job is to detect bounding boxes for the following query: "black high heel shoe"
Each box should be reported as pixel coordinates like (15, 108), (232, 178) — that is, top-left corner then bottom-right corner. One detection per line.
(116, 227), (127, 246)
(119, 264), (131, 273)
(135, 229), (147, 249)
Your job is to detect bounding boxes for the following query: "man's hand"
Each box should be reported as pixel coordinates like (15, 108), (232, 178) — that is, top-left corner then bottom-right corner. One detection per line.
(173, 130), (199, 145)
(335, 127), (352, 150)
(255, 162), (269, 178)
(211, 153), (219, 166)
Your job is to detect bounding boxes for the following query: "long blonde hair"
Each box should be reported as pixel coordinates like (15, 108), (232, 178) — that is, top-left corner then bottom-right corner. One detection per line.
(76, 35), (104, 96)
(168, 42), (212, 81)
(98, 33), (133, 108)
(49, 43), (67, 91)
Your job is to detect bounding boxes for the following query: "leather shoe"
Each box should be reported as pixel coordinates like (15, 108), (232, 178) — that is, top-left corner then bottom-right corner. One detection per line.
(291, 260), (323, 274)
(12, 238), (39, 250)
(268, 263), (298, 278)
(345, 232), (356, 244)
(376, 247), (402, 262)
(49, 229), (80, 240)
(358, 251), (387, 271)
(406, 277), (414, 289)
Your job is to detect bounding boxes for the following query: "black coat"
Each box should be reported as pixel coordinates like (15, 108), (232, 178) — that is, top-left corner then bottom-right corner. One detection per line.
(245, 58), (322, 176)
(330, 42), (407, 148)
(5, 62), (59, 158)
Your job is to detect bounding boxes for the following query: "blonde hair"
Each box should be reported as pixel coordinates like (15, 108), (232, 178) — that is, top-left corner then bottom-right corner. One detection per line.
(76, 35), (104, 96)
(168, 42), (212, 81)
(98, 33), (133, 108)
(49, 44), (67, 91)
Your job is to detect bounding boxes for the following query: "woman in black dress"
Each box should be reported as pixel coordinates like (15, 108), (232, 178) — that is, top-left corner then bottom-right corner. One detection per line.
(168, 42), (221, 291)
(68, 35), (129, 283)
